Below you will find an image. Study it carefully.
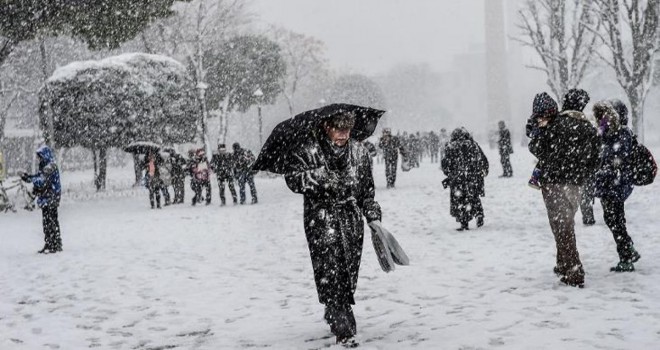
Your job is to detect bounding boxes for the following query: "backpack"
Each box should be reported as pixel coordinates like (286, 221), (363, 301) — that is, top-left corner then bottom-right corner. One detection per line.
(630, 136), (657, 186)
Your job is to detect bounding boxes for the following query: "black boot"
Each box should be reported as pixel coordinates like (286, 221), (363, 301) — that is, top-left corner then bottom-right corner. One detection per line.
(456, 221), (469, 231)
(476, 216), (484, 228)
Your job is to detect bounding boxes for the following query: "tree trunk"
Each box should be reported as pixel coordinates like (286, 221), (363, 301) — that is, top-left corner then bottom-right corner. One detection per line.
(133, 153), (142, 186)
(0, 38), (16, 70)
(628, 90), (645, 143)
(94, 148), (107, 191)
(92, 149), (98, 181)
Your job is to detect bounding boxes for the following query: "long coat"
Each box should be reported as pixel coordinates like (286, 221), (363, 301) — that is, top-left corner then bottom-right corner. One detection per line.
(441, 132), (488, 222)
(285, 130), (381, 306)
(28, 146), (61, 209)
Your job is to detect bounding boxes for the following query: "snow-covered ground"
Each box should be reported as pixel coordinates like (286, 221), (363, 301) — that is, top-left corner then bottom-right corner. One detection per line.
(2, 146), (660, 349)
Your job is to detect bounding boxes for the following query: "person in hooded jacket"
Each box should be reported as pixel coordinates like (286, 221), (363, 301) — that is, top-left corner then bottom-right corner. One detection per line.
(284, 112), (381, 347)
(141, 151), (165, 209)
(528, 92), (600, 287)
(21, 145), (62, 254)
(441, 127), (489, 230)
(189, 148), (212, 205)
(593, 101), (641, 272)
(233, 142), (258, 204)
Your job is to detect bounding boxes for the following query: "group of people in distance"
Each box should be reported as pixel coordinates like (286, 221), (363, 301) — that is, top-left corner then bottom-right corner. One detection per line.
(140, 142), (258, 209)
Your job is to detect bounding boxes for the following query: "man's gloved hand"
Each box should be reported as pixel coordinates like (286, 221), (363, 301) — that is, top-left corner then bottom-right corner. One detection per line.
(20, 172), (30, 183)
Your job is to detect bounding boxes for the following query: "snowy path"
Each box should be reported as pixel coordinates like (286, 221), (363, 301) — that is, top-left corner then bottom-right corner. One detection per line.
(2, 147), (660, 349)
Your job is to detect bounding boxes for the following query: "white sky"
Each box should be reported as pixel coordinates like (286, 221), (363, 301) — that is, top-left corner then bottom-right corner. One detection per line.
(252, 0), (486, 75)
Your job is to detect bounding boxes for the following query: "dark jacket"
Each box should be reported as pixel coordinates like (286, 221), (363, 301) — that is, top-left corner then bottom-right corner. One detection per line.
(211, 152), (235, 179)
(595, 127), (634, 201)
(528, 111), (600, 186)
(169, 153), (187, 180)
(233, 148), (256, 175)
(441, 130), (488, 220)
(498, 127), (513, 155)
(284, 130), (381, 305)
(27, 146), (61, 209)
(378, 134), (403, 161)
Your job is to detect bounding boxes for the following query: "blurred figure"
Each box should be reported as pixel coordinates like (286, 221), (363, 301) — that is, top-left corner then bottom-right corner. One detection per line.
(190, 148), (212, 205)
(378, 128), (405, 188)
(142, 150), (165, 209)
(211, 143), (238, 206)
(233, 142), (258, 204)
(497, 121), (513, 177)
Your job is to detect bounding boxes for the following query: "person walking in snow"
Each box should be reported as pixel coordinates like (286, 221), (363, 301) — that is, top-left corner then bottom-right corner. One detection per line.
(593, 100), (641, 272)
(20, 145), (62, 254)
(528, 92), (600, 288)
(167, 149), (187, 204)
(232, 142), (258, 205)
(211, 143), (238, 206)
(378, 128), (405, 188)
(441, 127), (489, 230)
(428, 130), (440, 163)
(497, 121), (513, 177)
(284, 111), (382, 347)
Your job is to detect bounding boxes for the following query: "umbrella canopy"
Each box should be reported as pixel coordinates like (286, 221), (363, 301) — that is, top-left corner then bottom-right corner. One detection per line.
(252, 103), (385, 174)
(123, 141), (161, 154)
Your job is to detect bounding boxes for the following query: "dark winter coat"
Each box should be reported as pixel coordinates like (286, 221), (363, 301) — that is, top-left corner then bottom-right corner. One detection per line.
(233, 148), (256, 176)
(211, 152), (235, 179)
(27, 146), (61, 209)
(169, 153), (187, 180)
(595, 127), (635, 202)
(284, 129), (382, 306)
(528, 111), (600, 186)
(378, 135), (403, 161)
(498, 127), (513, 155)
(441, 130), (488, 220)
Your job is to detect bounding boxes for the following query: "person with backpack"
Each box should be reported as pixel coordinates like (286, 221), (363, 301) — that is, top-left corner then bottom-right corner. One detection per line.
(232, 142), (258, 204)
(20, 145), (63, 254)
(594, 101), (641, 272)
(142, 150), (165, 209)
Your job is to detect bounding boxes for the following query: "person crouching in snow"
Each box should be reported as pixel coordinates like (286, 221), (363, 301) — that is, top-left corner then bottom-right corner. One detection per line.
(21, 145), (62, 254)
(441, 127), (489, 231)
(284, 112), (382, 347)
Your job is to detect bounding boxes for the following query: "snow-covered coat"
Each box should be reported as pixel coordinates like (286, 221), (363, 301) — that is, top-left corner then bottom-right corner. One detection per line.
(528, 111), (600, 186)
(285, 129), (381, 306)
(28, 146), (61, 209)
(441, 130), (488, 221)
(594, 126), (635, 202)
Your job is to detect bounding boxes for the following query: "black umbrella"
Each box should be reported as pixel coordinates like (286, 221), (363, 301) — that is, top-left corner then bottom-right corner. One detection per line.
(252, 104), (385, 174)
(123, 141), (161, 154)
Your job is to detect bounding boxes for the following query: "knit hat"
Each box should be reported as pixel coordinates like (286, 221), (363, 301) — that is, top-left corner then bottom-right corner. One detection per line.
(562, 88), (590, 112)
(533, 92), (558, 117)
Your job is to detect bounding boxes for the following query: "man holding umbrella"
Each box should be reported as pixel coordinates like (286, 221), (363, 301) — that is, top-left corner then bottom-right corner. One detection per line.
(253, 104), (407, 347)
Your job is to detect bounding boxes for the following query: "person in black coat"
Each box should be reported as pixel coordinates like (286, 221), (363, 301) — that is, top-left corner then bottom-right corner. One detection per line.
(593, 101), (640, 272)
(378, 128), (405, 188)
(284, 112), (382, 346)
(232, 142), (258, 204)
(167, 150), (187, 204)
(142, 150), (165, 209)
(441, 127), (489, 230)
(497, 121), (513, 177)
(211, 143), (238, 205)
(528, 92), (600, 287)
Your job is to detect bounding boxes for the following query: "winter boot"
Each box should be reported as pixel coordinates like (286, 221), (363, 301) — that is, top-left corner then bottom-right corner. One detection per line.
(559, 265), (584, 288)
(336, 336), (359, 348)
(37, 246), (55, 254)
(476, 216), (484, 228)
(610, 261), (635, 272)
(582, 217), (596, 226)
(456, 221), (469, 231)
(628, 247), (641, 263)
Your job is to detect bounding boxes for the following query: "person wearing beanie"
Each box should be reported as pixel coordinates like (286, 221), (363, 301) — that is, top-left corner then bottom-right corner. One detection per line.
(528, 91), (600, 288)
(594, 101), (641, 272)
(526, 92), (559, 189)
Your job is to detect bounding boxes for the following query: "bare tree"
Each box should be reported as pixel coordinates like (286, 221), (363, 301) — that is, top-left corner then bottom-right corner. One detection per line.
(591, 0), (660, 142)
(269, 26), (328, 117)
(517, 0), (601, 100)
(141, 0), (251, 154)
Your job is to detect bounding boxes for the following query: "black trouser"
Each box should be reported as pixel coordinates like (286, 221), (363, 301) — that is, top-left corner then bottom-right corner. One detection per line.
(161, 185), (171, 205)
(500, 152), (512, 176)
(191, 179), (211, 205)
(384, 157), (397, 187)
(580, 180), (596, 224)
(172, 176), (185, 204)
(601, 198), (634, 261)
(42, 205), (62, 250)
(236, 172), (257, 204)
(147, 178), (162, 208)
(217, 175), (237, 204)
